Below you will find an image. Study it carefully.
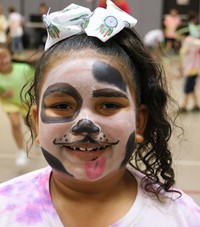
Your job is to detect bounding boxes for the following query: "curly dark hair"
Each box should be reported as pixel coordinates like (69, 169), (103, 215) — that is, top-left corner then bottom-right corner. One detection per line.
(23, 27), (180, 200)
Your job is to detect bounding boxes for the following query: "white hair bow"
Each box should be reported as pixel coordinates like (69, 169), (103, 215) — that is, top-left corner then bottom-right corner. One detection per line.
(43, 0), (137, 50)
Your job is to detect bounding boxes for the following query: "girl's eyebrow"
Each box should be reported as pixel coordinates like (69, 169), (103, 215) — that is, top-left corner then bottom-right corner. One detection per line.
(92, 89), (128, 98)
(44, 91), (67, 97)
(43, 83), (81, 98)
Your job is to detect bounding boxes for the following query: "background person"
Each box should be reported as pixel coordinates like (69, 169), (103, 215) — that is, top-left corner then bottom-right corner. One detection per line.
(143, 28), (164, 60)
(163, 8), (181, 53)
(0, 4), (8, 45)
(0, 45), (34, 166)
(179, 32), (200, 113)
(35, 2), (48, 49)
(8, 6), (24, 54)
(188, 12), (200, 38)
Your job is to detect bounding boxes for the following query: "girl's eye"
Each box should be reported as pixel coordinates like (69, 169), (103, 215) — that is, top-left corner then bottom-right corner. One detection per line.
(51, 103), (71, 109)
(45, 102), (76, 117)
(97, 102), (122, 116)
(101, 103), (120, 109)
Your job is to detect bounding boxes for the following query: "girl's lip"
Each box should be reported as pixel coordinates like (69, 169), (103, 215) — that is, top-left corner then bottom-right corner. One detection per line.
(53, 137), (119, 147)
(60, 145), (109, 161)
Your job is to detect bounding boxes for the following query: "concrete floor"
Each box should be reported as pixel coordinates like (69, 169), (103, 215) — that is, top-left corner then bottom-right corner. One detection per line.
(0, 53), (199, 206)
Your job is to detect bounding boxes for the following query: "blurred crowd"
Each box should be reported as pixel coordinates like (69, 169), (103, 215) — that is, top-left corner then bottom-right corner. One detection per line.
(143, 8), (200, 113)
(0, 1), (132, 55)
(0, 2), (48, 54)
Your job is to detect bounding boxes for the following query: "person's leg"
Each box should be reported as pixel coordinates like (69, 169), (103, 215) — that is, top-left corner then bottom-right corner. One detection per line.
(7, 112), (24, 149)
(190, 92), (200, 111)
(181, 75), (200, 112)
(7, 112), (28, 166)
(180, 94), (189, 112)
(191, 75), (200, 111)
(165, 38), (173, 51)
(174, 39), (180, 54)
(180, 77), (189, 111)
(166, 40), (172, 50)
(14, 37), (23, 54)
(17, 36), (24, 52)
(10, 37), (16, 53)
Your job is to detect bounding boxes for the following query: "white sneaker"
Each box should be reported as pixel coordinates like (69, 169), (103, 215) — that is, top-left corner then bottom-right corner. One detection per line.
(15, 150), (28, 166)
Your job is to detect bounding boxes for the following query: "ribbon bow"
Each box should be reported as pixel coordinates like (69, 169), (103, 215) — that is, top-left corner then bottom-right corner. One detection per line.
(43, 0), (137, 50)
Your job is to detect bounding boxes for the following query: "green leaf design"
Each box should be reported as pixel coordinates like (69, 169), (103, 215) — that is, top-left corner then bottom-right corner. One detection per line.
(48, 24), (60, 39)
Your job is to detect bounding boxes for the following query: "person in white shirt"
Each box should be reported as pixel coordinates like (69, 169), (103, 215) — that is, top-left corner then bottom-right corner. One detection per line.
(143, 29), (164, 59)
(0, 4), (8, 44)
(8, 6), (24, 53)
(179, 33), (200, 112)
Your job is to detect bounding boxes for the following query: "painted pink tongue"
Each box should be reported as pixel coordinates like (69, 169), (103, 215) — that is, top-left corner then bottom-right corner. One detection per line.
(85, 156), (106, 180)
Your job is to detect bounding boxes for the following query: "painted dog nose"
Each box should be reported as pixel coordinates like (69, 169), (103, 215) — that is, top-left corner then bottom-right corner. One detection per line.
(71, 119), (100, 134)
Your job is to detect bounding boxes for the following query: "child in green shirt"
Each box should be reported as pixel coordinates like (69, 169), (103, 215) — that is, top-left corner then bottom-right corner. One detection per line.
(0, 46), (34, 165)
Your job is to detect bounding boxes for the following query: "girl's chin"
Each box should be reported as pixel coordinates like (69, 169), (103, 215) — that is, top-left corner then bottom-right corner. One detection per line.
(64, 155), (107, 181)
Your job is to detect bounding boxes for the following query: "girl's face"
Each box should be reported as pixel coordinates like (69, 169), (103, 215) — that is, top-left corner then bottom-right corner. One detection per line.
(34, 51), (145, 182)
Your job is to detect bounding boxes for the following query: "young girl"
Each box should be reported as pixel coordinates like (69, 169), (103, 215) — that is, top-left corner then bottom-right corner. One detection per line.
(0, 46), (34, 166)
(0, 1), (199, 226)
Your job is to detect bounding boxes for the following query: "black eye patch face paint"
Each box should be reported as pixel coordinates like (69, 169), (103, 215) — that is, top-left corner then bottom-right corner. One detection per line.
(41, 83), (82, 124)
(120, 131), (135, 167)
(92, 61), (127, 92)
(41, 147), (74, 177)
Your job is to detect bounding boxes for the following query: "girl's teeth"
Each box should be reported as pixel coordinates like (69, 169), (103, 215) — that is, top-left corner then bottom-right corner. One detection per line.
(80, 147), (86, 151)
(86, 148), (94, 151)
(69, 146), (107, 151)
(80, 147), (97, 151)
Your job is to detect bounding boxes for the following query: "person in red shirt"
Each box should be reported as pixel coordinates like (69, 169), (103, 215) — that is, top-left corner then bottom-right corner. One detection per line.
(98, 0), (131, 14)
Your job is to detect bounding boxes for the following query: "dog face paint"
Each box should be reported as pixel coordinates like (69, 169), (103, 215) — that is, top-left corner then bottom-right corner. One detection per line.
(37, 54), (137, 181)
(93, 61), (127, 92)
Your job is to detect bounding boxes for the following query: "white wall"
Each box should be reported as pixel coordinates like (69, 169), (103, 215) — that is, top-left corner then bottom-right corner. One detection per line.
(130, 0), (163, 37)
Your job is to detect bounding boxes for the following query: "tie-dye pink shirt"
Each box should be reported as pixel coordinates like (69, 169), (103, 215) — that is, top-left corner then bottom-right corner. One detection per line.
(0, 166), (200, 226)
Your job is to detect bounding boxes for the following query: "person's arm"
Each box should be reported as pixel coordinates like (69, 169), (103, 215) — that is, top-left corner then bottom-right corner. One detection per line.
(0, 89), (13, 99)
(0, 16), (8, 31)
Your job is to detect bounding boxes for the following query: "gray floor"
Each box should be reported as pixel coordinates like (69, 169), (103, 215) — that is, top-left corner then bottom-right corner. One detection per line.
(0, 53), (199, 206)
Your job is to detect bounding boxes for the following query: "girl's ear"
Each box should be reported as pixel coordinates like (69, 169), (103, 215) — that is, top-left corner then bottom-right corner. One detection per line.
(136, 105), (148, 143)
(31, 105), (40, 144)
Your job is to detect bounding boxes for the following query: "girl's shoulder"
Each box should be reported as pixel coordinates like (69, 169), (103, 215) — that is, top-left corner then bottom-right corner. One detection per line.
(0, 166), (52, 218)
(126, 166), (200, 225)
(0, 167), (63, 226)
(0, 166), (51, 196)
